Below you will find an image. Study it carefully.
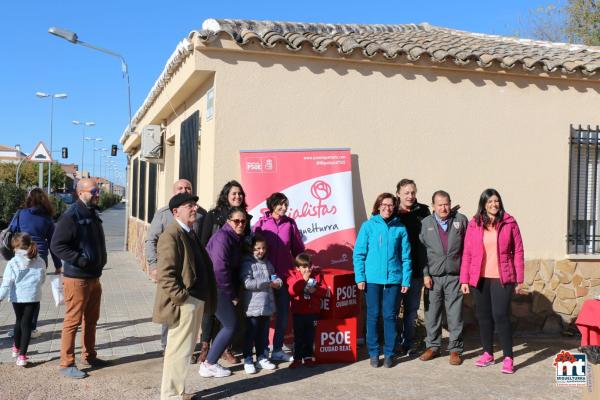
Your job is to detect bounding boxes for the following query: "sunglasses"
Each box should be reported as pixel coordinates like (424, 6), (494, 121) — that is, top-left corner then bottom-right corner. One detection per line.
(229, 218), (247, 225)
(81, 188), (100, 196)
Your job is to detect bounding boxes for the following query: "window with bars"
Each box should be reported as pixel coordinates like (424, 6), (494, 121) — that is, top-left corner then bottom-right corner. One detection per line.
(139, 160), (147, 221)
(147, 163), (157, 222)
(132, 158), (139, 218)
(568, 125), (600, 254)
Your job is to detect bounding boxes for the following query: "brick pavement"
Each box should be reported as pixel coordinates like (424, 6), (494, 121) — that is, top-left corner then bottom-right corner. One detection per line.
(0, 202), (162, 363)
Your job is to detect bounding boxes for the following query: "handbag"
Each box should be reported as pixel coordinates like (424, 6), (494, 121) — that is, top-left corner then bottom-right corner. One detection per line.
(0, 210), (21, 260)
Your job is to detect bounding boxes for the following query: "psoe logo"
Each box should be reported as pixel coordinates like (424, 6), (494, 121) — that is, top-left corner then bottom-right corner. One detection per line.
(553, 350), (587, 386)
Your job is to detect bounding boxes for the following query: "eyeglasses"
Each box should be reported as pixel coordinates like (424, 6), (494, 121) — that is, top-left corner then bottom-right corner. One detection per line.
(229, 218), (247, 225)
(180, 203), (199, 209)
(81, 188), (100, 196)
(380, 203), (395, 209)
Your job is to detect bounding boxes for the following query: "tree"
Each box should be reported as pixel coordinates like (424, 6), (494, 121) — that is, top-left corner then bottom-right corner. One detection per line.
(0, 161), (67, 192)
(521, 1), (600, 45)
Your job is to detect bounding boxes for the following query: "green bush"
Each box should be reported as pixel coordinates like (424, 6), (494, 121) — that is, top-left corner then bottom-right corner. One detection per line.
(49, 195), (67, 220)
(0, 183), (26, 227)
(98, 192), (122, 211)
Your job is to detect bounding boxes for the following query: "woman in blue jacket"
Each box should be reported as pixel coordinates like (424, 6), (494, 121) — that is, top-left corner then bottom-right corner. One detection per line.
(9, 188), (62, 336)
(353, 192), (412, 369)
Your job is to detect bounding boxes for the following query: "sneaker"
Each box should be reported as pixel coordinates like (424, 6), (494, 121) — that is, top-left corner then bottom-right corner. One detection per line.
(303, 357), (316, 367)
(16, 355), (28, 367)
(475, 352), (495, 367)
(59, 366), (88, 379)
(289, 359), (302, 369)
(199, 362), (232, 378)
(11, 346), (19, 358)
(270, 350), (293, 362)
(256, 357), (276, 370)
(243, 358), (256, 375)
(383, 356), (393, 368)
(30, 329), (41, 339)
(370, 355), (380, 368)
(501, 357), (514, 374)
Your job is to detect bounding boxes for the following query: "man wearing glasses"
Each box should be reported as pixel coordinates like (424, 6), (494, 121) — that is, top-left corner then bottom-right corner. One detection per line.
(51, 178), (107, 379)
(145, 179), (206, 353)
(153, 192), (216, 399)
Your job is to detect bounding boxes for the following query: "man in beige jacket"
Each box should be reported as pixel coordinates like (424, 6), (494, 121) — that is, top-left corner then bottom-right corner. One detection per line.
(153, 192), (216, 400)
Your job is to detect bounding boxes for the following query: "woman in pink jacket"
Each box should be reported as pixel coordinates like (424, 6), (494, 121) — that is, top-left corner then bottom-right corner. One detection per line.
(253, 192), (305, 362)
(460, 189), (524, 374)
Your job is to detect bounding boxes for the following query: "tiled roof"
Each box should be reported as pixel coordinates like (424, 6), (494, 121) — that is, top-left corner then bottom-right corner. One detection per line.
(197, 19), (600, 76)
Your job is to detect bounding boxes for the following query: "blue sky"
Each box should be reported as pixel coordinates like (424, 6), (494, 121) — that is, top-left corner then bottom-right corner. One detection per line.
(0, 1), (552, 185)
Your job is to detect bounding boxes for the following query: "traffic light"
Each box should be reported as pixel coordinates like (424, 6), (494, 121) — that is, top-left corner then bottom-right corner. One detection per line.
(111, 144), (118, 156)
(61, 147), (68, 159)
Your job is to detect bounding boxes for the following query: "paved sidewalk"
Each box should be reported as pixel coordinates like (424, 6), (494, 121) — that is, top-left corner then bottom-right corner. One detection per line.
(0, 203), (162, 363)
(0, 203), (589, 399)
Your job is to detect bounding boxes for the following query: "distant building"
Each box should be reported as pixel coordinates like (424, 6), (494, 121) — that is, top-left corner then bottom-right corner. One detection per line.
(59, 163), (79, 193)
(0, 144), (27, 163)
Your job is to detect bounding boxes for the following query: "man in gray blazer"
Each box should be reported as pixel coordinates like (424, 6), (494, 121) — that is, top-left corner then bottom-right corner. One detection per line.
(418, 190), (468, 365)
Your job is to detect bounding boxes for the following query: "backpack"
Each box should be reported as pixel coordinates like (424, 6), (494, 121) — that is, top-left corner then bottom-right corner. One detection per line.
(0, 210), (21, 260)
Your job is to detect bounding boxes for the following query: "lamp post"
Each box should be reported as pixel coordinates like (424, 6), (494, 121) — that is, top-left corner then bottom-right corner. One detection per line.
(72, 120), (95, 175)
(49, 26), (134, 251)
(84, 137), (103, 177)
(36, 92), (67, 194)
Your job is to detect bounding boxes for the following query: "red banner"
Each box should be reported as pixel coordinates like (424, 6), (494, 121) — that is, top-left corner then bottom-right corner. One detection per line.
(314, 318), (358, 363)
(240, 149), (355, 268)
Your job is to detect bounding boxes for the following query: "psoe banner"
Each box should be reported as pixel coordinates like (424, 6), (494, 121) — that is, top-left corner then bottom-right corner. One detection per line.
(240, 148), (355, 268)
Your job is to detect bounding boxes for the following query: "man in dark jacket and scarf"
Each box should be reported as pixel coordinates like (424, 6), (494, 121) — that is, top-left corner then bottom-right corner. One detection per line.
(395, 178), (430, 355)
(51, 178), (107, 379)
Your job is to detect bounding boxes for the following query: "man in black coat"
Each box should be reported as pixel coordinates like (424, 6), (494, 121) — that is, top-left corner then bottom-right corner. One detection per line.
(51, 178), (107, 379)
(395, 178), (430, 355)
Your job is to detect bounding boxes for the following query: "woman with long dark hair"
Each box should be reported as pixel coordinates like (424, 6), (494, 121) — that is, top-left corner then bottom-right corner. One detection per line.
(353, 193), (412, 368)
(8, 188), (62, 337)
(460, 188), (524, 374)
(198, 180), (251, 364)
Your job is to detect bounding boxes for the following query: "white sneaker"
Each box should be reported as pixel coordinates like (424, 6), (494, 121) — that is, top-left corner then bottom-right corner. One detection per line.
(270, 350), (293, 362)
(243, 358), (256, 375)
(30, 329), (41, 339)
(199, 361), (232, 378)
(16, 355), (28, 367)
(257, 357), (276, 370)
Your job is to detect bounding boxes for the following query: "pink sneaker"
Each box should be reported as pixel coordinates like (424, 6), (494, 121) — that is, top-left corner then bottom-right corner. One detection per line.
(16, 355), (28, 367)
(501, 357), (514, 374)
(11, 346), (19, 358)
(475, 352), (495, 367)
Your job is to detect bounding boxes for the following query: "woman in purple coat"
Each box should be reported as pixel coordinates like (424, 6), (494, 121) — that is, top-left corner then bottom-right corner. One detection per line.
(200, 207), (247, 378)
(253, 192), (305, 362)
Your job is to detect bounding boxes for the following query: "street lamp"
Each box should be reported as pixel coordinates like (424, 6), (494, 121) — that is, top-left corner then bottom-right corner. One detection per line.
(36, 91), (67, 194)
(84, 137), (103, 176)
(72, 120), (95, 174)
(48, 27), (133, 135)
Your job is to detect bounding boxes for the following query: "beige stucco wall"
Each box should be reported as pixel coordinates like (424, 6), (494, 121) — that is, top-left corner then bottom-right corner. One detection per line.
(189, 46), (600, 261)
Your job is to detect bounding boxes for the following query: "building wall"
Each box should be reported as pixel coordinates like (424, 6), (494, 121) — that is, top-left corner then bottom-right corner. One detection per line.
(126, 44), (600, 330)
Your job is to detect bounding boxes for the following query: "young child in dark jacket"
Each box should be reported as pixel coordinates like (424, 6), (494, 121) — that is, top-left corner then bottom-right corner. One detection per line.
(239, 234), (282, 374)
(286, 253), (327, 368)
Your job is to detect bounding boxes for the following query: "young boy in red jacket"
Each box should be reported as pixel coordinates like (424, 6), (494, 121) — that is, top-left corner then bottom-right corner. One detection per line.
(286, 253), (327, 368)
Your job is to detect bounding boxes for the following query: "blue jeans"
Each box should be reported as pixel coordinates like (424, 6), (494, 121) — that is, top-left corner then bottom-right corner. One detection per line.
(270, 283), (290, 352)
(206, 292), (238, 364)
(365, 283), (401, 357)
(398, 277), (423, 351)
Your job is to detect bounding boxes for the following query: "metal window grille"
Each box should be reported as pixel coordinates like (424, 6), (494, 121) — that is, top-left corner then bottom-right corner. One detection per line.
(147, 163), (157, 222)
(132, 158), (139, 218)
(568, 124), (600, 254)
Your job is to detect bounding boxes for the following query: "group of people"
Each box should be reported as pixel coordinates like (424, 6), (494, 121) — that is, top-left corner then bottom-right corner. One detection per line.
(354, 179), (524, 375)
(0, 178), (107, 379)
(148, 180), (324, 399)
(0, 175), (525, 399)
